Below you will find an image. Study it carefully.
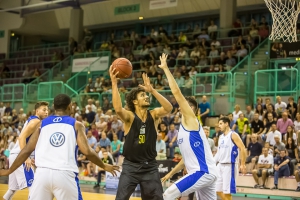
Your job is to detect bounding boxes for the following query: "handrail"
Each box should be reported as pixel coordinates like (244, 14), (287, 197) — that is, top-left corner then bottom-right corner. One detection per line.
(50, 56), (71, 78)
(37, 81), (64, 101)
(66, 66), (90, 93)
(64, 84), (79, 99)
(17, 42), (69, 51)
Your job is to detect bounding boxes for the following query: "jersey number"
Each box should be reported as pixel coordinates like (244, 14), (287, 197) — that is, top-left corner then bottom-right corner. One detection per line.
(139, 135), (145, 144)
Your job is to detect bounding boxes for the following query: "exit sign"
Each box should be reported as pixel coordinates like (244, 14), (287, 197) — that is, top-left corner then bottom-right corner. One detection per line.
(114, 4), (140, 15)
(0, 31), (4, 38)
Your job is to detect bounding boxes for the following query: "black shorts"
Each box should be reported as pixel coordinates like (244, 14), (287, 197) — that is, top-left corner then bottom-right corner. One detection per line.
(246, 156), (258, 164)
(257, 169), (272, 177)
(116, 159), (163, 200)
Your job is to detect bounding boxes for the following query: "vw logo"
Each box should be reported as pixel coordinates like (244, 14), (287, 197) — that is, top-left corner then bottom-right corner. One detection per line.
(50, 132), (65, 147)
(177, 138), (183, 144)
(194, 141), (201, 147)
(53, 117), (62, 123)
(28, 179), (33, 185)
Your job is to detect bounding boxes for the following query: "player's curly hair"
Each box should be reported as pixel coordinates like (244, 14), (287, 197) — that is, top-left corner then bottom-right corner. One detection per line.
(185, 96), (199, 115)
(126, 87), (145, 112)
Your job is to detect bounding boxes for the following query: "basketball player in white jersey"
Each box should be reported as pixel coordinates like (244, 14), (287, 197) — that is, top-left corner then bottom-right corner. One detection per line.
(159, 53), (217, 200)
(3, 101), (49, 200)
(215, 117), (247, 200)
(0, 94), (119, 200)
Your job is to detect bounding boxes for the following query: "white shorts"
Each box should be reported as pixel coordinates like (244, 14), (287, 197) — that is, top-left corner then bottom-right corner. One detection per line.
(216, 163), (239, 194)
(164, 171), (217, 200)
(28, 168), (82, 200)
(8, 153), (34, 190)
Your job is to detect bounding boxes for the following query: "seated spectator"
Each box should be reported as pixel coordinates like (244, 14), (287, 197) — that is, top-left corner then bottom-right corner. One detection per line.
(102, 98), (113, 114)
(294, 112), (300, 134)
(147, 65), (159, 78)
(249, 26), (258, 38)
(94, 77), (102, 92)
(190, 47), (200, 58)
(140, 45), (149, 57)
(178, 32), (187, 42)
(236, 35), (246, 48)
(198, 30), (209, 40)
(216, 65), (226, 89)
(158, 26), (168, 36)
(189, 66), (198, 78)
(86, 106), (96, 125)
(251, 113), (264, 138)
(287, 96), (298, 120)
(258, 24), (269, 40)
(173, 115), (181, 130)
(266, 123), (282, 146)
(250, 18), (258, 28)
(100, 41), (109, 51)
(214, 52), (226, 66)
(286, 137), (298, 175)
(193, 24), (201, 38)
(156, 133), (166, 160)
(200, 38), (210, 48)
(85, 99), (97, 113)
(99, 131), (111, 152)
(246, 35), (255, 49)
(274, 135), (286, 157)
(77, 149), (89, 173)
(210, 38), (220, 48)
(150, 28), (158, 38)
(32, 68), (40, 78)
(225, 51), (236, 68)
(182, 74), (193, 96)
(232, 113), (250, 146)
(294, 139), (300, 191)
(272, 150), (290, 190)
(110, 115), (123, 141)
(252, 147), (274, 189)
(208, 20), (218, 38)
(148, 46), (157, 57)
(208, 45), (219, 57)
(236, 44), (248, 58)
(174, 72), (184, 88)
(94, 149), (114, 189)
(277, 111), (293, 143)
(87, 130), (97, 150)
(246, 134), (263, 171)
(96, 115), (107, 133)
(199, 54), (208, 67)
(164, 124), (178, 158)
(263, 104), (278, 121)
(286, 125), (297, 143)
(275, 96), (287, 117)
(173, 152), (182, 162)
(110, 134), (122, 162)
(260, 16), (269, 27)
(163, 114), (174, 127)
(177, 47), (187, 65)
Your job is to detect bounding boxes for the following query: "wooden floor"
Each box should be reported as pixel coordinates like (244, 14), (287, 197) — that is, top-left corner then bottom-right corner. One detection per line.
(0, 184), (141, 200)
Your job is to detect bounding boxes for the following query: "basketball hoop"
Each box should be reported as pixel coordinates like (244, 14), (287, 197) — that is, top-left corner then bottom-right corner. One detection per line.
(265, 0), (300, 43)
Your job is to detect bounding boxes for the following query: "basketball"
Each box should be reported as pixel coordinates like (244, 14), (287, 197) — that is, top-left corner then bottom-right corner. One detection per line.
(111, 58), (133, 79)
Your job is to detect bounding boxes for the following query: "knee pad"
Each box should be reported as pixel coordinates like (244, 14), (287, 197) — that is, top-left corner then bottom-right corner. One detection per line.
(3, 189), (16, 200)
(163, 184), (181, 200)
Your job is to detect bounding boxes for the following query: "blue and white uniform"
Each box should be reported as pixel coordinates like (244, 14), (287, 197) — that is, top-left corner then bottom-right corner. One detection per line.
(163, 122), (217, 200)
(215, 131), (239, 194)
(28, 115), (82, 200)
(8, 116), (38, 191)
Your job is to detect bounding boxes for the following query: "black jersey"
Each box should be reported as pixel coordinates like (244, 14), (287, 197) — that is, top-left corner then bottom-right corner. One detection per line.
(123, 110), (157, 163)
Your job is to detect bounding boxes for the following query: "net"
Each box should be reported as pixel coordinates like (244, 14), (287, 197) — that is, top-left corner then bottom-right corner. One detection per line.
(265, 0), (300, 42)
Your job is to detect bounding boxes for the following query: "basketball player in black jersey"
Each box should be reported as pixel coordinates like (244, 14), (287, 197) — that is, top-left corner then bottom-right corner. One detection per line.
(110, 66), (173, 200)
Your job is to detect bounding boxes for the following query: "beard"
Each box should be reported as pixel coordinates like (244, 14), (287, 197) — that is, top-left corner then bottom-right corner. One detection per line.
(141, 104), (150, 109)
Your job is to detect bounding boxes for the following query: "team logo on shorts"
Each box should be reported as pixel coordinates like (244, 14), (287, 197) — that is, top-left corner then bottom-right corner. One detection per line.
(50, 132), (65, 147)
(53, 117), (62, 123)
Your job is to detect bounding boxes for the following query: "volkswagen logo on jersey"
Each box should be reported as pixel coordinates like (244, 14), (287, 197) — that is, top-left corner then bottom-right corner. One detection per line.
(194, 141), (201, 147)
(50, 132), (65, 147)
(177, 138), (183, 144)
(53, 117), (62, 123)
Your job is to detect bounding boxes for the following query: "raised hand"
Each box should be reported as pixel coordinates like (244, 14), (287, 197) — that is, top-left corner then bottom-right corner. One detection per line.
(109, 66), (119, 85)
(158, 53), (168, 70)
(138, 73), (154, 93)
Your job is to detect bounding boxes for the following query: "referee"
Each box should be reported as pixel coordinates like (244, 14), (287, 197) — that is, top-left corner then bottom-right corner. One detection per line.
(110, 67), (172, 200)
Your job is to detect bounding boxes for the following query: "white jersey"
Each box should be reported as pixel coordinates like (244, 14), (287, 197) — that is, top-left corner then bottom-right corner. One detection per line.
(10, 115), (39, 155)
(35, 115), (78, 173)
(177, 122), (217, 175)
(215, 131), (239, 164)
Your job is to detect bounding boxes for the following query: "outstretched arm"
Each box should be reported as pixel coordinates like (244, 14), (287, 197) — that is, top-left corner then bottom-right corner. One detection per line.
(158, 53), (197, 124)
(110, 66), (132, 123)
(138, 73), (172, 119)
(0, 122), (41, 176)
(161, 159), (185, 183)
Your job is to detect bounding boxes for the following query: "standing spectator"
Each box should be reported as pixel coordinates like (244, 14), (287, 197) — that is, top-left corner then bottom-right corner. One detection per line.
(245, 105), (255, 122)
(156, 133), (166, 160)
(164, 124), (178, 159)
(277, 111), (293, 142)
(252, 147), (274, 189)
(286, 137), (298, 175)
(275, 96), (287, 117)
(87, 130), (97, 150)
(272, 150), (290, 190)
(69, 37), (78, 55)
(246, 134), (263, 171)
(198, 95), (210, 126)
(266, 123), (282, 146)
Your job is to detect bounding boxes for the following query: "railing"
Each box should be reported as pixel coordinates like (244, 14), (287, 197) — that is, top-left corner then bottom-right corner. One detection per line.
(254, 68), (299, 103)
(193, 72), (233, 114)
(37, 81), (65, 101)
(50, 56), (71, 79)
(0, 84), (26, 103)
(64, 84), (79, 99)
(17, 42), (69, 51)
(66, 67), (90, 93)
(233, 72), (247, 98)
